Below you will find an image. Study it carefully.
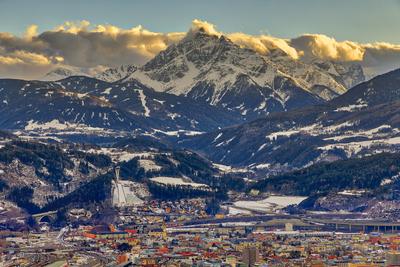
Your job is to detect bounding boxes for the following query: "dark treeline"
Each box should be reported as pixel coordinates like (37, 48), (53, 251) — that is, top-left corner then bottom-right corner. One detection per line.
(0, 140), (112, 188)
(148, 182), (212, 200)
(147, 181), (227, 200)
(252, 153), (400, 195)
(118, 150), (246, 192)
(6, 186), (40, 213)
(41, 173), (113, 212)
(113, 136), (170, 151)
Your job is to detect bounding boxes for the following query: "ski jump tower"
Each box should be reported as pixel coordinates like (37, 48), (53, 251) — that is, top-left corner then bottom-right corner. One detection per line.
(112, 166), (127, 207)
(115, 166), (120, 182)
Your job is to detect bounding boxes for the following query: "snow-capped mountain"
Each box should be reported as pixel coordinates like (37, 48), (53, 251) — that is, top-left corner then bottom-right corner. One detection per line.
(40, 66), (91, 81)
(267, 50), (365, 100)
(180, 68), (400, 171)
(310, 59), (365, 90)
(40, 65), (138, 83)
(0, 76), (241, 136)
(95, 64), (137, 82)
(331, 68), (400, 108)
(39, 29), (365, 122)
(124, 28), (365, 119)
(2, 28), (370, 144)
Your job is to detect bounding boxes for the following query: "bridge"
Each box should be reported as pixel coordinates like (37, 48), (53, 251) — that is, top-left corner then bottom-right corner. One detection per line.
(32, 211), (58, 224)
(184, 214), (400, 233)
(306, 218), (400, 233)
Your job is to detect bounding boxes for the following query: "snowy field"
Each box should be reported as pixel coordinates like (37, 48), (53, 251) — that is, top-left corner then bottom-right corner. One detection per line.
(227, 206), (252, 215)
(233, 195), (307, 213)
(24, 119), (106, 132)
(85, 147), (154, 163)
(213, 163), (249, 173)
(153, 129), (204, 137)
(138, 159), (162, 172)
(150, 176), (209, 188)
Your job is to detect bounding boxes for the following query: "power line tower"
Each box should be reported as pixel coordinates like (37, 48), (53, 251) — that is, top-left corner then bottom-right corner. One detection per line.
(115, 166), (121, 182)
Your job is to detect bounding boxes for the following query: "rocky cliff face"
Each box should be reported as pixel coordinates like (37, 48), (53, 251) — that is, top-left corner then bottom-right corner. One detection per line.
(124, 28), (364, 120)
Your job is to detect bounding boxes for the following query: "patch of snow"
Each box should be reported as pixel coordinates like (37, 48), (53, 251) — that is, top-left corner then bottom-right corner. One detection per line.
(234, 195), (307, 213)
(150, 176), (209, 189)
(380, 179), (393, 186)
(216, 136), (235, 147)
(135, 89), (150, 117)
(86, 147), (144, 163)
(228, 206), (252, 215)
(213, 133), (223, 143)
(24, 119), (106, 132)
(153, 99), (165, 105)
(324, 125), (396, 141)
(318, 136), (400, 156)
(153, 129), (204, 136)
(102, 87), (112, 95)
(257, 143), (267, 152)
(253, 163), (271, 169)
(337, 190), (366, 196)
(334, 104), (368, 112)
(138, 159), (162, 172)
(265, 196), (307, 206)
(324, 121), (356, 133)
(213, 163), (232, 172)
(255, 100), (266, 111)
(266, 130), (300, 141)
(167, 112), (181, 120)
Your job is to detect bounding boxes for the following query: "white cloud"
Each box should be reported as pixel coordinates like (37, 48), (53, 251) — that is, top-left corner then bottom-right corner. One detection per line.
(190, 19), (221, 36)
(290, 34), (365, 61)
(228, 33), (300, 59)
(0, 19), (399, 79)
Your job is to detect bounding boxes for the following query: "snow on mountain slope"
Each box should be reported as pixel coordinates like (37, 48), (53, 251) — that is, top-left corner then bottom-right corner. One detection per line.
(0, 76), (242, 135)
(126, 29), (286, 95)
(311, 59), (365, 89)
(38, 29), (365, 123)
(40, 67), (90, 81)
(124, 28), (365, 118)
(96, 64), (137, 82)
(180, 68), (400, 172)
(40, 65), (137, 83)
(331, 68), (400, 108)
(268, 51), (364, 100)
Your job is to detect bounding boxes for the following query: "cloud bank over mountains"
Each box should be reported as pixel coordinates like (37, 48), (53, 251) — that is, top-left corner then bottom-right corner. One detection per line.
(0, 19), (399, 79)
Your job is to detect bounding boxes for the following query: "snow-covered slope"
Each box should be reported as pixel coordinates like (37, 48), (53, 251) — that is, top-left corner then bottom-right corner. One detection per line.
(40, 67), (90, 81)
(181, 68), (400, 171)
(0, 76), (242, 135)
(124, 28), (364, 119)
(310, 59), (365, 90)
(96, 64), (137, 82)
(268, 51), (365, 100)
(40, 65), (138, 83)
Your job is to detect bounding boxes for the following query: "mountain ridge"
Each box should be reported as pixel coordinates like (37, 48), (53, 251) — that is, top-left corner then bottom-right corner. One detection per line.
(179, 68), (400, 172)
(122, 29), (364, 120)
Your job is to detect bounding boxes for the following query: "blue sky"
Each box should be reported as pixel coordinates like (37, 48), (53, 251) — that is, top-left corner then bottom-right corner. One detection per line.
(0, 0), (399, 43)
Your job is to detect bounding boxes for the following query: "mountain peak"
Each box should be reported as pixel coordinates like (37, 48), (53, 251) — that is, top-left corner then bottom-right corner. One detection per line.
(39, 66), (89, 81)
(96, 64), (137, 82)
(183, 26), (220, 43)
(123, 25), (366, 119)
(332, 67), (400, 107)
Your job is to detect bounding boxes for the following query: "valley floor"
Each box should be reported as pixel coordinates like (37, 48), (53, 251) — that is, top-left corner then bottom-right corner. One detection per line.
(2, 195), (400, 266)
